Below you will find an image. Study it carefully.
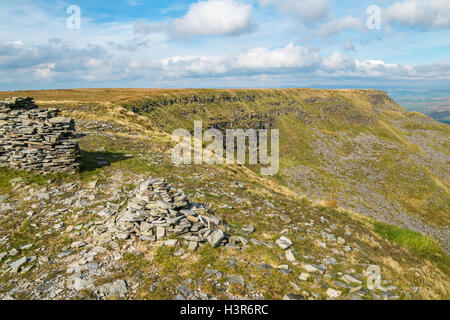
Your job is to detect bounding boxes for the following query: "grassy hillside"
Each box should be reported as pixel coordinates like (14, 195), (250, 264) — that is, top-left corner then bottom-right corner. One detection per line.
(0, 88), (448, 300)
(113, 89), (449, 252)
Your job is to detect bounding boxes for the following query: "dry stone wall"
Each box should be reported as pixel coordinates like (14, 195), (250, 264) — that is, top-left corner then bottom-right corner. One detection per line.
(0, 97), (80, 173)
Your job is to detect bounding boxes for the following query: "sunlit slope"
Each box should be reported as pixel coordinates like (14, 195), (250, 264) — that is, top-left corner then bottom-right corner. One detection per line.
(119, 89), (449, 253)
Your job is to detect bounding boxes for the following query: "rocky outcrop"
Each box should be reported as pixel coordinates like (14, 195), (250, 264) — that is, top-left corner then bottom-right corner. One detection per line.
(0, 97), (80, 173)
(96, 177), (246, 250)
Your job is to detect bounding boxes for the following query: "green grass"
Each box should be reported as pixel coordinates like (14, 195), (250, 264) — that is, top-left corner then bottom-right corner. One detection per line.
(373, 221), (449, 274)
(0, 167), (68, 194)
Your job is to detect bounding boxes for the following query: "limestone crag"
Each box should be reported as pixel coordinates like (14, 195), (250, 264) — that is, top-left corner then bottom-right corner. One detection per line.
(0, 97), (80, 173)
(96, 177), (244, 250)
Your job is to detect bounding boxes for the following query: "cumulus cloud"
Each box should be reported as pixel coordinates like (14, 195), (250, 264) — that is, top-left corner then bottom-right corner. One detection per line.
(1, 40), (449, 88)
(156, 43), (321, 77)
(259, 0), (330, 23)
(235, 43), (320, 70)
(0, 40), (111, 82)
(384, 0), (450, 29)
(171, 0), (254, 37)
(136, 0), (255, 39)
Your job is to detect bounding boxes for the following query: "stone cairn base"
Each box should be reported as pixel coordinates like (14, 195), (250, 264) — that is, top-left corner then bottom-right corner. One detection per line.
(96, 177), (248, 250)
(0, 97), (80, 173)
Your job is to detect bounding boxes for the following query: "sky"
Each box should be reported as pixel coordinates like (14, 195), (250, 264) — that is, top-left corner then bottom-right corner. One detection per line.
(0, 0), (449, 99)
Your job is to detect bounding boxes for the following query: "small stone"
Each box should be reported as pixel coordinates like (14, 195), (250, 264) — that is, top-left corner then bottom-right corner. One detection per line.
(36, 192), (50, 201)
(164, 239), (178, 247)
(290, 281), (302, 292)
(241, 225), (255, 234)
(9, 248), (19, 256)
(156, 227), (166, 240)
(150, 283), (158, 293)
(57, 250), (74, 258)
(9, 256), (27, 270)
(326, 288), (342, 299)
(299, 273), (310, 281)
(285, 249), (296, 262)
(278, 265), (292, 274)
(226, 275), (245, 286)
(207, 229), (225, 248)
(174, 249), (185, 257)
(276, 236), (293, 250)
(20, 244), (33, 250)
(302, 264), (320, 273)
(88, 180), (98, 189)
(86, 262), (99, 273)
(188, 241), (199, 251)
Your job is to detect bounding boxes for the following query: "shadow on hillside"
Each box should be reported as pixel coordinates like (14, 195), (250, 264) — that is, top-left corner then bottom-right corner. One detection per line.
(79, 150), (132, 172)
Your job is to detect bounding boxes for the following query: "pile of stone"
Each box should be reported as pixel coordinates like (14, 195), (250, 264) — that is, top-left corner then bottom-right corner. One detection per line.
(0, 97), (80, 173)
(97, 177), (246, 250)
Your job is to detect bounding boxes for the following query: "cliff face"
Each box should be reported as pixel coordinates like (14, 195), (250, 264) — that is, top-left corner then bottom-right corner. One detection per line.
(124, 89), (449, 253)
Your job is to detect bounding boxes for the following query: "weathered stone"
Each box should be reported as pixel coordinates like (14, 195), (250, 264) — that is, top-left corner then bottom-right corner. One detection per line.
(164, 239), (178, 247)
(98, 280), (128, 298)
(20, 244), (34, 250)
(302, 264), (320, 273)
(9, 256), (27, 270)
(207, 229), (225, 247)
(326, 288), (342, 299)
(226, 275), (245, 286)
(241, 225), (255, 234)
(299, 273), (310, 281)
(188, 241), (199, 251)
(156, 227), (166, 240)
(285, 249), (296, 262)
(276, 236), (293, 250)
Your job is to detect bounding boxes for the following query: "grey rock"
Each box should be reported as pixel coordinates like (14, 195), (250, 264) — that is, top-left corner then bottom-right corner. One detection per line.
(98, 280), (128, 298)
(36, 193), (50, 201)
(276, 236), (293, 250)
(207, 229), (225, 248)
(226, 275), (245, 286)
(285, 249), (296, 262)
(20, 244), (34, 250)
(9, 256), (27, 270)
(241, 225), (255, 234)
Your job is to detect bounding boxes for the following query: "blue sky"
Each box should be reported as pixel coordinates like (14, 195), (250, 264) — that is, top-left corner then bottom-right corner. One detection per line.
(0, 0), (449, 97)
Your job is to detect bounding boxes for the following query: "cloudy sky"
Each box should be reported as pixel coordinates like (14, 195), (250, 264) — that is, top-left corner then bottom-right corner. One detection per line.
(0, 0), (449, 93)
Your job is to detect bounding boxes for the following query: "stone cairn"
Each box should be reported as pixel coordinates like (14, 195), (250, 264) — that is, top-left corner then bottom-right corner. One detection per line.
(97, 177), (247, 250)
(0, 97), (80, 173)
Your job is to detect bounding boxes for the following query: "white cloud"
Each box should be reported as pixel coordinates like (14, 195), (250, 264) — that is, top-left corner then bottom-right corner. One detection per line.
(156, 43), (320, 76)
(384, 0), (450, 29)
(259, 0), (330, 23)
(171, 0), (254, 37)
(1, 39), (449, 88)
(235, 43), (320, 70)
